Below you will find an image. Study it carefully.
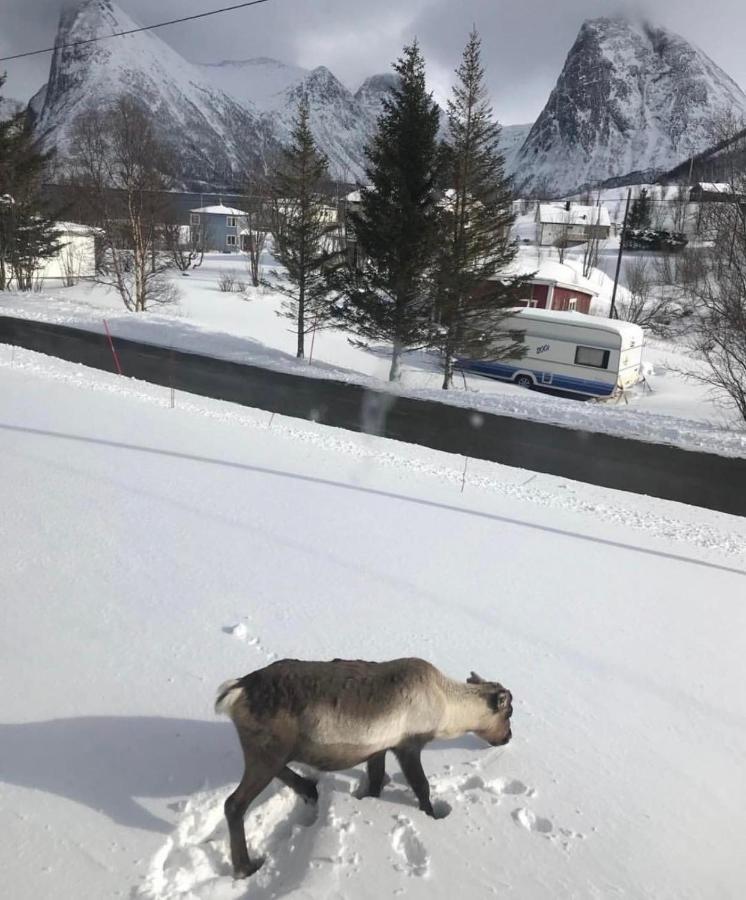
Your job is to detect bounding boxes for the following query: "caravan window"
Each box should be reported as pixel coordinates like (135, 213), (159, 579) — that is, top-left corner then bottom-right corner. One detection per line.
(575, 346), (610, 369)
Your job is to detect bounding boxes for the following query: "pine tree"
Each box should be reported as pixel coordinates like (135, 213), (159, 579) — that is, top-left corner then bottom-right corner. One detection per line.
(434, 29), (532, 389)
(268, 95), (338, 359)
(0, 76), (61, 291)
(333, 41), (441, 381)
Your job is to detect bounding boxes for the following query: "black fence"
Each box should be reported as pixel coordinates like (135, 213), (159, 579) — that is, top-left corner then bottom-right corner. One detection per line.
(2, 315), (745, 517)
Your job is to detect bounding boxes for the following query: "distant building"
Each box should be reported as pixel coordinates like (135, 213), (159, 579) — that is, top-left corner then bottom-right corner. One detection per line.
(689, 182), (745, 203)
(189, 204), (249, 252)
(536, 204), (611, 246)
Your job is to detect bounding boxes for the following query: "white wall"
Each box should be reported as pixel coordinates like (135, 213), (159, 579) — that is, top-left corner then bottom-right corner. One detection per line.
(39, 232), (96, 282)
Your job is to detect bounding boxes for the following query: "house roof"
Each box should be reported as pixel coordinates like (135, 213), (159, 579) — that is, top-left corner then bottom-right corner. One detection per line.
(538, 204), (611, 228)
(693, 182), (734, 194)
(496, 248), (600, 297)
(190, 204), (248, 216)
(55, 221), (103, 236)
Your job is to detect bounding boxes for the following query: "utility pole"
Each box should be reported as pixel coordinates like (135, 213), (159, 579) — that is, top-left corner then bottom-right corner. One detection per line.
(609, 188), (631, 319)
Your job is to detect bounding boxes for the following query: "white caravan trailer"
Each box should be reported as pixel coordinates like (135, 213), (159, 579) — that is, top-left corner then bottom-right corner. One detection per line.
(460, 308), (644, 398)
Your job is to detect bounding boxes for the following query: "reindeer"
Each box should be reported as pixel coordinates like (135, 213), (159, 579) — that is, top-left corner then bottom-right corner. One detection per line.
(215, 657), (513, 878)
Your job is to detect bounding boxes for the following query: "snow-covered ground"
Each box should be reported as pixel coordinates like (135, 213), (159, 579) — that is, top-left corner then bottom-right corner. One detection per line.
(1, 347), (745, 899)
(1, 251), (745, 459)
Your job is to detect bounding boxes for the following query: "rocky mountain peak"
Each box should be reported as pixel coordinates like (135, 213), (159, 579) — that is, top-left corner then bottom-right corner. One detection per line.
(511, 16), (746, 196)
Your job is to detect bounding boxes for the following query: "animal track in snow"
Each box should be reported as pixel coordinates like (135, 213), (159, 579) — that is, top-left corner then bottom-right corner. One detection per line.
(222, 621), (277, 662)
(434, 772), (536, 803)
(511, 807), (554, 835)
(391, 816), (430, 877)
(511, 809), (586, 849)
(137, 783), (322, 899)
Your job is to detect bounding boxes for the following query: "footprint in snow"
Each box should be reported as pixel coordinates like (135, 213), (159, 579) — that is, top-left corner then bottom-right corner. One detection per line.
(222, 622), (277, 662)
(511, 807), (554, 835)
(391, 816), (430, 877)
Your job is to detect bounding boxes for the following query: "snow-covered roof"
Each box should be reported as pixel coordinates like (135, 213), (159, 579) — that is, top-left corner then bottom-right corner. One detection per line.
(190, 204), (248, 216)
(538, 204), (611, 228)
(55, 222), (102, 236)
(693, 182), (733, 194)
(497, 248), (600, 297)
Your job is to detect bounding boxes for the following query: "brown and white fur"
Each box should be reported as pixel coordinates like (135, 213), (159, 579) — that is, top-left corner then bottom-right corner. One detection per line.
(215, 657), (513, 878)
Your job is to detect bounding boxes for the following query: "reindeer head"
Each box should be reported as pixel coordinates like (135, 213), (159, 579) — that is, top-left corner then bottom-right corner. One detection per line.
(466, 671), (513, 746)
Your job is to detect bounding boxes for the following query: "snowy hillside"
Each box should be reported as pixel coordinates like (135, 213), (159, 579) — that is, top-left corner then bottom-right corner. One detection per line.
(512, 17), (746, 196)
(202, 57), (311, 112)
(2, 344), (745, 900)
(499, 123), (533, 174)
(32, 0), (271, 185)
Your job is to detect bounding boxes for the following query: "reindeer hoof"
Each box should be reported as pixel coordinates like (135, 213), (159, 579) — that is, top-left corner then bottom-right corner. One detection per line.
(234, 858), (264, 879)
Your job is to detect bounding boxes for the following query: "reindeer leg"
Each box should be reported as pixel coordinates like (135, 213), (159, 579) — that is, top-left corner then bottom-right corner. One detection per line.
(394, 745), (435, 818)
(364, 751), (387, 798)
(224, 760), (280, 878)
(278, 766), (318, 803)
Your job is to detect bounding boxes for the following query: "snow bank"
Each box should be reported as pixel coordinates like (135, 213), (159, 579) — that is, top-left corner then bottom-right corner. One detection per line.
(1, 348), (745, 899)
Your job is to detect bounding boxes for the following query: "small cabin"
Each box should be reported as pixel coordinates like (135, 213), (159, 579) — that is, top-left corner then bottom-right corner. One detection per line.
(688, 182), (746, 203)
(493, 253), (600, 315)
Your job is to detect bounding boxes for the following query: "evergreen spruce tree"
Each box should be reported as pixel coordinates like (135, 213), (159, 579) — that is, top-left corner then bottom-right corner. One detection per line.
(628, 187), (651, 231)
(434, 29), (532, 389)
(333, 41), (441, 381)
(268, 95), (338, 359)
(0, 77), (61, 291)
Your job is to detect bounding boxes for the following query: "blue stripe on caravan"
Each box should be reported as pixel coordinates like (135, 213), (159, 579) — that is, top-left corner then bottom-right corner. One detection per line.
(458, 360), (614, 397)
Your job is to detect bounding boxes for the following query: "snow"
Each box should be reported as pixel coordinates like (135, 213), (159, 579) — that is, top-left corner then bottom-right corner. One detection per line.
(1, 345), (745, 899)
(190, 205), (248, 217)
(2, 250), (745, 458)
(537, 204), (611, 228)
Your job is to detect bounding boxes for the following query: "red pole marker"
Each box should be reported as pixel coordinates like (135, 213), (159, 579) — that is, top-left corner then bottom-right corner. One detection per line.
(103, 319), (123, 375)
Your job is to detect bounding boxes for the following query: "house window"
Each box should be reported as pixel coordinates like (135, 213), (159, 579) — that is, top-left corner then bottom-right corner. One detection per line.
(190, 214), (200, 225)
(226, 235), (237, 247)
(227, 216), (237, 228)
(575, 346), (610, 369)
(567, 298), (577, 310)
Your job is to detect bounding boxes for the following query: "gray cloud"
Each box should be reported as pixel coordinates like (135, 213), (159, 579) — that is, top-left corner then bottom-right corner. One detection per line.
(2, 0), (745, 124)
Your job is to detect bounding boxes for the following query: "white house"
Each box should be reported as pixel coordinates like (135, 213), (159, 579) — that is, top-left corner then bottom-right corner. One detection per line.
(38, 223), (98, 283)
(536, 204), (611, 246)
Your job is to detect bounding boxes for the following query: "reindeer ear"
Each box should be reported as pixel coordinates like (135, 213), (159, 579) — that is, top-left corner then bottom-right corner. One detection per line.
(467, 671), (486, 684)
(485, 689), (512, 712)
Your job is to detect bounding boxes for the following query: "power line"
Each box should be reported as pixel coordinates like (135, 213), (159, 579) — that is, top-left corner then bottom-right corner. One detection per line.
(0, 0), (275, 64)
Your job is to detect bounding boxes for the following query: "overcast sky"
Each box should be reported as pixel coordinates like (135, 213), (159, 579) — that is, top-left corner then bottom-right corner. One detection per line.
(2, 0), (745, 123)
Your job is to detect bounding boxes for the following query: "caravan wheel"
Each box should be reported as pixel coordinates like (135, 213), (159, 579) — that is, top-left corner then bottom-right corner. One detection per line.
(514, 374), (534, 389)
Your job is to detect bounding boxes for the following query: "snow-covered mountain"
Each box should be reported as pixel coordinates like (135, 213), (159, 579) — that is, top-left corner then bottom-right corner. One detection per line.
(31, 0), (273, 186)
(511, 17), (746, 196)
(31, 1), (527, 187)
(30, 0), (389, 184)
(202, 59), (383, 180)
(499, 123), (533, 174)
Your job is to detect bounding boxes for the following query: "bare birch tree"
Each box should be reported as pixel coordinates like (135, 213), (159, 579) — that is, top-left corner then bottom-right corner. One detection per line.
(67, 96), (176, 311)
